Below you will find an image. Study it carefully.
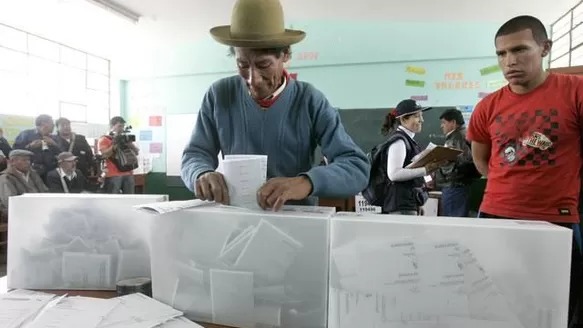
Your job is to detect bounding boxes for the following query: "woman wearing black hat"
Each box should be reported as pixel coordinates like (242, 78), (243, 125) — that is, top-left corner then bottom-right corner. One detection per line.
(380, 99), (444, 215)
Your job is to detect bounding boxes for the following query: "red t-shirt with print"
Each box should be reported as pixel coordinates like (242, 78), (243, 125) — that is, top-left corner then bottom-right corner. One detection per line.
(467, 73), (583, 223)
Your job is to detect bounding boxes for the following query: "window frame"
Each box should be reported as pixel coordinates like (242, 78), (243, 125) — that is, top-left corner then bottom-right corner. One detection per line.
(0, 22), (111, 124)
(550, 1), (583, 68)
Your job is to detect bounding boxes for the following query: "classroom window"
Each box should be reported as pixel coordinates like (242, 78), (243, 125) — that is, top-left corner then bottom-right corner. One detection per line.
(551, 35), (570, 61)
(572, 23), (583, 49)
(0, 24), (27, 52)
(60, 46), (87, 70)
(60, 102), (88, 123)
(550, 53), (571, 68)
(550, 2), (583, 68)
(0, 47), (27, 73)
(571, 46), (583, 66)
(0, 23), (111, 124)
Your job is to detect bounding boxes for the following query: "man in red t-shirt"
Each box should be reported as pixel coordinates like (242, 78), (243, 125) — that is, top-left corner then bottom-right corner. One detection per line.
(467, 15), (583, 325)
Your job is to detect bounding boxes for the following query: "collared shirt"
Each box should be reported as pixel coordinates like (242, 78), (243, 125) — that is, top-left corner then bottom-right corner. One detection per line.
(263, 76), (287, 101)
(397, 125), (415, 139)
(57, 167), (76, 181)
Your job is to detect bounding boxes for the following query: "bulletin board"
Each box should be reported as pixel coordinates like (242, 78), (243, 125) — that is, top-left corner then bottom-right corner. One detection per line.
(0, 114), (34, 145)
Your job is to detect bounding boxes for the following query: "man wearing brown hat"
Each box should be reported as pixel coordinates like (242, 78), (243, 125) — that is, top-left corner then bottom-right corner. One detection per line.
(182, 0), (369, 211)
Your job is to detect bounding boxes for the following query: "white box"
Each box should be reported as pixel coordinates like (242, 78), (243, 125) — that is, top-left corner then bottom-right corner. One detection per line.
(329, 212), (571, 328)
(150, 204), (334, 328)
(7, 193), (168, 290)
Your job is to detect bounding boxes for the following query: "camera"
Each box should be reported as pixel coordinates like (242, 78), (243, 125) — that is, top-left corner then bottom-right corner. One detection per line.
(110, 125), (136, 147)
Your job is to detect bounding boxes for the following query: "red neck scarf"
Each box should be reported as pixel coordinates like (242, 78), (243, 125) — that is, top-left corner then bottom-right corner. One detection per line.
(255, 70), (291, 108)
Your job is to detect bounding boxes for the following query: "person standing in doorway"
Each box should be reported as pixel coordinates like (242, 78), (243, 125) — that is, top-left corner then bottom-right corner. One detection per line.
(466, 15), (583, 326)
(435, 108), (475, 217)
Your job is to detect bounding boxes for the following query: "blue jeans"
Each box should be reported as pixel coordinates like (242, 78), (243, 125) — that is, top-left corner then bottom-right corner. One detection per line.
(105, 175), (135, 194)
(441, 186), (470, 217)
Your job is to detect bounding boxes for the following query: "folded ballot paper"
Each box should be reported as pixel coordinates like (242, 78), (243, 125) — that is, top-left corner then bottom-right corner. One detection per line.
(146, 202), (335, 328)
(328, 212), (571, 328)
(0, 289), (198, 328)
(406, 142), (463, 168)
(217, 154), (268, 210)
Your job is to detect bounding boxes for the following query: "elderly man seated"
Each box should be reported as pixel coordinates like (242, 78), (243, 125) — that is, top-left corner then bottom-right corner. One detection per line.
(0, 149), (48, 220)
(46, 152), (87, 193)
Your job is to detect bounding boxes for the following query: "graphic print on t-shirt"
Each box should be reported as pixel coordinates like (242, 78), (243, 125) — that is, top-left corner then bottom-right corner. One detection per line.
(493, 108), (559, 167)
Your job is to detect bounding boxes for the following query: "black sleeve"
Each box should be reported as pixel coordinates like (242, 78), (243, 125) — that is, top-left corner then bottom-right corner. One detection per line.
(77, 170), (87, 191)
(81, 136), (96, 173)
(45, 170), (64, 193)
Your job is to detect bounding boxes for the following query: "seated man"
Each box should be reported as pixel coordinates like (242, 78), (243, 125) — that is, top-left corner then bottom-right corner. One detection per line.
(13, 114), (62, 182)
(0, 149), (48, 219)
(46, 152), (87, 193)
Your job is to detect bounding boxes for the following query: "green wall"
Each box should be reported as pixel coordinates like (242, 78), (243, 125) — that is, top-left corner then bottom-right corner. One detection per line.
(122, 20), (506, 174)
(124, 19), (501, 206)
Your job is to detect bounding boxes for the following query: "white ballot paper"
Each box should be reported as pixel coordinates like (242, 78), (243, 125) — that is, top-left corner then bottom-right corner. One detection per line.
(27, 296), (119, 328)
(219, 155), (267, 209)
(133, 199), (213, 215)
(155, 316), (205, 327)
(97, 293), (182, 328)
(0, 293), (55, 328)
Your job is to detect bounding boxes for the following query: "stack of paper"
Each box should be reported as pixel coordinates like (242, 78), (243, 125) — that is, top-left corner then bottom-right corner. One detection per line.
(218, 154), (267, 209)
(27, 296), (120, 328)
(0, 289), (193, 328)
(0, 292), (55, 328)
(97, 293), (182, 328)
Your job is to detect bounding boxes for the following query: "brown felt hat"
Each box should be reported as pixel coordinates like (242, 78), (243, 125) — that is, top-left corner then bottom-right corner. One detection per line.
(210, 0), (306, 48)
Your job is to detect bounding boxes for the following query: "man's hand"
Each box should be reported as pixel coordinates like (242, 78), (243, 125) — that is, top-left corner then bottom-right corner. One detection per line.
(257, 176), (313, 212)
(43, 137), (56, 146)
(195, 171), (230, 204)
(28, 139), (43, 148)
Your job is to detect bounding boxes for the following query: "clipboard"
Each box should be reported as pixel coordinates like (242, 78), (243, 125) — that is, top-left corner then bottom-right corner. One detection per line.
(405, 146), (463, 169)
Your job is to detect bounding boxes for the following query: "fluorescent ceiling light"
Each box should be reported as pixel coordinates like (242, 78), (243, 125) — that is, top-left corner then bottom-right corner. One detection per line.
(84, 0), (141, 24)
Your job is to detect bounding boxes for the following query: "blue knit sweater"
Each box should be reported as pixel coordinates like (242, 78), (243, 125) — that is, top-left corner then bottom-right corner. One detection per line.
(181, 76), (370, 204)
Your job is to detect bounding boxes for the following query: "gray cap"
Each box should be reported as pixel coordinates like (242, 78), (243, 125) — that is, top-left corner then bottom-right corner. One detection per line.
(57, 152), (77, 162)
(9, 149), (34, 158)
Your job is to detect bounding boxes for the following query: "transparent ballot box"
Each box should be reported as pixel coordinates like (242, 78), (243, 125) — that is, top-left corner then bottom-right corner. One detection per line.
(150, 204), (334, 328)
(8, 193), (168, 290)
(328, 212), (571, 328)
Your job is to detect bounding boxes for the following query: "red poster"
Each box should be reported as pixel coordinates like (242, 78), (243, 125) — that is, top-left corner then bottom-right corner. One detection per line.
(149, 115), (162, 127)
(149, 142), (163, 154)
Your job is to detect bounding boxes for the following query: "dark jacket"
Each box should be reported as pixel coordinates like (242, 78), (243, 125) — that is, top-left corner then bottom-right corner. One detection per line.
(55, 133), (95, 178)
(13, 129), (62, 180)
(0, 166), (48, 219)
(0, 137), (12, 172)
(381, 130), (427, 213)
(435, 127), (474, 188)
(46, 168), (87, 193)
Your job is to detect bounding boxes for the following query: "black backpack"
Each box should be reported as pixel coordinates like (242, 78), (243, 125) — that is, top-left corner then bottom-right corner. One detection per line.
(362, 133), (411, 206)
(460, 141), (482, 179)
(105, 136), (139, 172)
